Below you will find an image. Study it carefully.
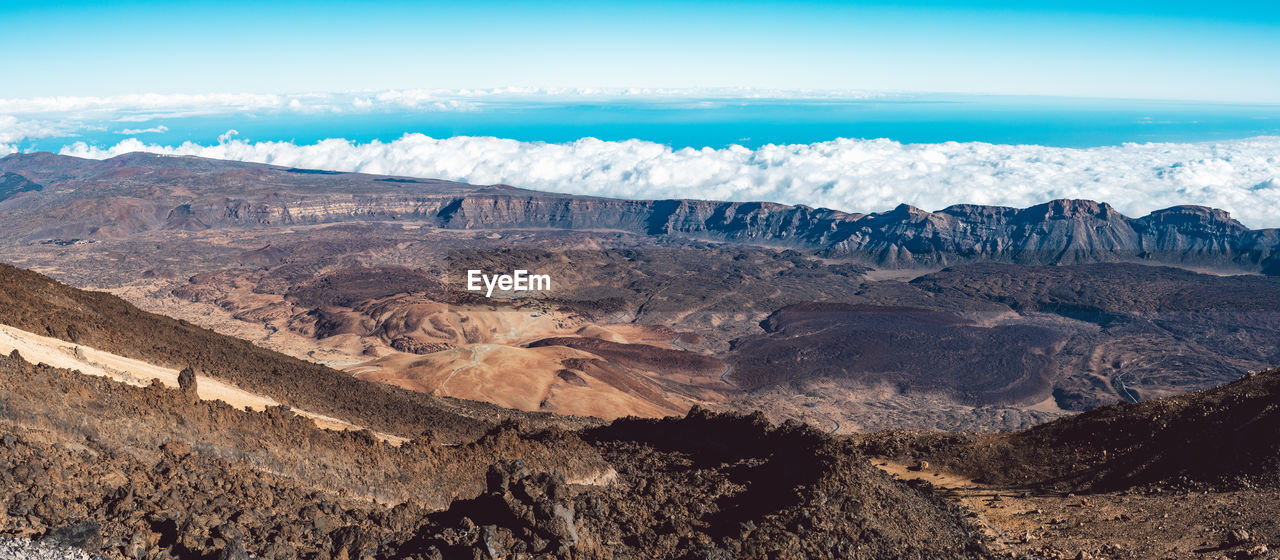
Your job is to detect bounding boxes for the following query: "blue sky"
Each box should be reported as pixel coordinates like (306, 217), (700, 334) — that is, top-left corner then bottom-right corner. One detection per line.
(2, 0), (1279, 102)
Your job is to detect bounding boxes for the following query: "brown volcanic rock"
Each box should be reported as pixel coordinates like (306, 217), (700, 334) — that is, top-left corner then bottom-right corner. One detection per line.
(525, 336), (731, 413)
(284, 266), (445, 309)
(575, 408), (988, 559)
(911, 262), (1280, 315)
(396, 409), (989, 559)
(730, 303), (1063, 406)
(0, 351), (611, 509)
(1010, 367), (1280, 491)
(0, 351), (615, 559)
(398, 460), (583, 557)
(907, 263), (1280, 409)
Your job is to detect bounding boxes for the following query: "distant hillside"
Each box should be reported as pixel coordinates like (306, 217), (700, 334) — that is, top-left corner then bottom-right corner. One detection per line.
(0, 171), (42, 202)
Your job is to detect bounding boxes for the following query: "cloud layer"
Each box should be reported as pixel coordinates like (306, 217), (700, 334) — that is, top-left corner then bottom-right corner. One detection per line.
(53, 134), (1280, 228)
(0, 88), (885, 118)
(0, 115), (73, 144)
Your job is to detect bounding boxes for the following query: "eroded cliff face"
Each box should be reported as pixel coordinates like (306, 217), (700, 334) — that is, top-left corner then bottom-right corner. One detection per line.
(2, 151), (1277, 270)
(431, 194), (1278, 269)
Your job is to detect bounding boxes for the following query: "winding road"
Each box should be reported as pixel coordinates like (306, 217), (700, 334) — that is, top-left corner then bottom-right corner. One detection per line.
(671, 334), (740, 391)
(807, 404), (841, 434)
(818, 410), (841, 434)
(1113, 370), (1141, 403)
(717, 364), (738, 391)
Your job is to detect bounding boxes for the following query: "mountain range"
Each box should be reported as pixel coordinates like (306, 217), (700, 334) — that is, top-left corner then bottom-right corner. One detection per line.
(2, 152), (1277, 271)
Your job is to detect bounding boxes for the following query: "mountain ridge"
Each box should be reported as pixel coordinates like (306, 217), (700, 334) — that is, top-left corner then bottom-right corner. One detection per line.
(1, 151), (1276, 271)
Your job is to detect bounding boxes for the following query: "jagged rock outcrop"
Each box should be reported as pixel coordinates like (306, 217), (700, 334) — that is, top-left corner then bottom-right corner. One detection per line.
(3, 151), (1278, 271)
(177, 366), (197, 395)
(398, 460), (580, 558)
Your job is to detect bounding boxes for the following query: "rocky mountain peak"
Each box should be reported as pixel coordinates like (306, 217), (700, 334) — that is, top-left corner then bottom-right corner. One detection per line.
(1018, 199), (1124, 222)
(1138, 205), (1248, 232)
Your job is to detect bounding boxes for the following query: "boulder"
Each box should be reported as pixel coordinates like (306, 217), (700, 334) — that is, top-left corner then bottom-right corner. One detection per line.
(41, 519), (101, 549)
(177, 367), (198, 395)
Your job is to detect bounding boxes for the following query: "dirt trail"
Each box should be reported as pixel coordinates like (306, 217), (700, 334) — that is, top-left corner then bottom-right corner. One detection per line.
(872, 459), (1279, 559)
(875, 459), (1030, 555)
(0, 322), (407, 445)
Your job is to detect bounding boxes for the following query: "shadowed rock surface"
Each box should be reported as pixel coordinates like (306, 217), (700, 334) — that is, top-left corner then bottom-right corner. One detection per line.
(730, 303), (1063, 405)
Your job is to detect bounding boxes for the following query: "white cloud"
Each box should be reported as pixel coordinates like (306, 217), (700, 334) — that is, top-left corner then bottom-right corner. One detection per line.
(56, 134), (1280, 228)
(0, 115), (71, 143)
(0, 88), (887, 118)
(115, 125), (169, 135)
(0, 93), (288, 115)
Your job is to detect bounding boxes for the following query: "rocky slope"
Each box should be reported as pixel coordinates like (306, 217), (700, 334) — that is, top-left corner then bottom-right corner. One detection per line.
(860, 367), (1280, 493)
(854, 368), (1280, 559)
(0, 349), (989, 559)
(0, 262), (587, 443)
(0, 171), (43, 202)
(2, 152), (1278, 270)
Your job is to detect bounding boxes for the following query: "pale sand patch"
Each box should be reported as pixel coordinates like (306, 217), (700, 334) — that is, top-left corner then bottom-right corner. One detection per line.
(862, 267), (943, 282)
(574, 325), (629, 343)
(0, 322), (406, 445)
(1024, 394), (1070, 414)
(353, 343), (681, 419)
(591, 323), (681, 347)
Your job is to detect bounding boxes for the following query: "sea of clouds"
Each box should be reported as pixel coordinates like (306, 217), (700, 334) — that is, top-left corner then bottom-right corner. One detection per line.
(2, 89), (1279, 228)
(37, 134), (1280, 228)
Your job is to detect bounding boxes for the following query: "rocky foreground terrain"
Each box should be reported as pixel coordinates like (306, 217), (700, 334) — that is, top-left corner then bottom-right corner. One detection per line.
(0, 261), (987, 559)
(0, 537), (102, 560)
(0, 350), (987, 559)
